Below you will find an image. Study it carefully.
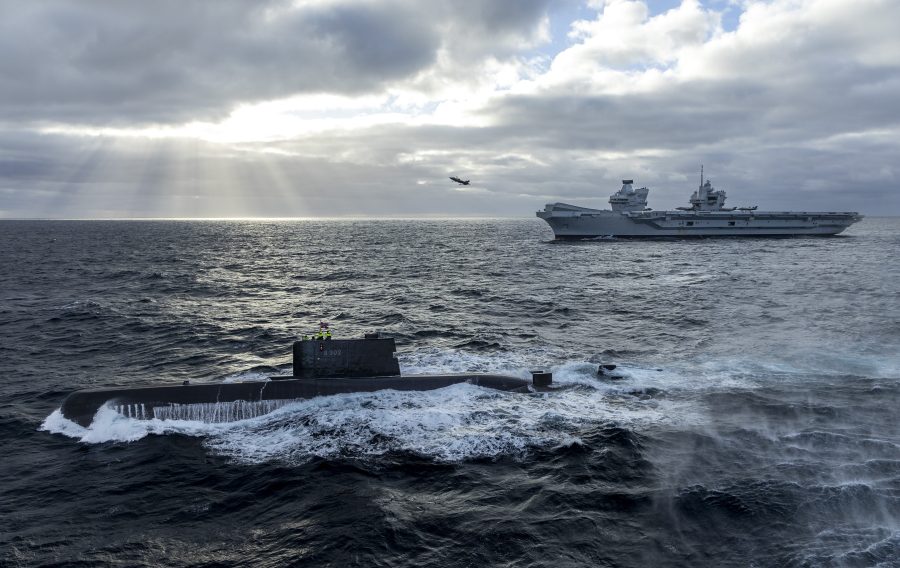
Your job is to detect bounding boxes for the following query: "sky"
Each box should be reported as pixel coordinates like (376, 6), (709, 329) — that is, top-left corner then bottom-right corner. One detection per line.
(1, 0), (898, 218)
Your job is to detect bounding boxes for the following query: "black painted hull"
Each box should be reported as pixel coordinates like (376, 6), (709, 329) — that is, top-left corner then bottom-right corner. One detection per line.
(60, 374), (533, 427)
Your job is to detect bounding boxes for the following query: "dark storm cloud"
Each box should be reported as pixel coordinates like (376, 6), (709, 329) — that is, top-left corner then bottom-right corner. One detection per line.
(482, 69), (900, 153)
(0, 0), (552, 126)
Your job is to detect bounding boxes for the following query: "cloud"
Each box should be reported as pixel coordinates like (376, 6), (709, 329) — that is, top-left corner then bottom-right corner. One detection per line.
(565, 0), (719, 69)
(0, 0), (552, 126)
(1, 0), (899, 217)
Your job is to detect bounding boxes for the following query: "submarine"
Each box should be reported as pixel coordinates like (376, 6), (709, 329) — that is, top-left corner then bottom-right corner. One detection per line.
(60, 332), (554, 428)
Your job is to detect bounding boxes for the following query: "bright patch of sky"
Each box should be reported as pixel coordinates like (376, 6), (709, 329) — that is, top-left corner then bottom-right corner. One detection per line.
(541, 1), (595, 60)
(646, 0), (741, 30)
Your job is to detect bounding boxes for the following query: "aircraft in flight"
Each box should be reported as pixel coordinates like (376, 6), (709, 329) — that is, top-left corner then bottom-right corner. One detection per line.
(449, 176), (470, 186)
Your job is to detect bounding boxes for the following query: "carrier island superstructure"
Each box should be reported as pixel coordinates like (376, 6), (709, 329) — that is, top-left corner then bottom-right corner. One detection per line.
(537, 173), (862, 238)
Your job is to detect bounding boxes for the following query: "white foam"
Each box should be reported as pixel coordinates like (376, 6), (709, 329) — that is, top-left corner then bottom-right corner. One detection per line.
(40, 409), (90, 439)
(201, 384), (596, 464)
(40, 405), (237, 444)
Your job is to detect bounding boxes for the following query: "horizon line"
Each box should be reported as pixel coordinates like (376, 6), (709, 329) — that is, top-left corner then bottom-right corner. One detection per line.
(0, 215), (537, 222)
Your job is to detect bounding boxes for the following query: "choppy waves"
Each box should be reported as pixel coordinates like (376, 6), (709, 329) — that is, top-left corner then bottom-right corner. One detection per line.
(3, 219), (900, 566)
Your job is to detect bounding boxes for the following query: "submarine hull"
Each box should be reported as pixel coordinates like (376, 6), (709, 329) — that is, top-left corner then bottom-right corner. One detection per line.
(60, 336), (550, 427)
(60, 373), (533, 428)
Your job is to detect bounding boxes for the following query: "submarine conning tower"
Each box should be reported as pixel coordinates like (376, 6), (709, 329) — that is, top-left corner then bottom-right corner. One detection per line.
(292, 332), (401, 379)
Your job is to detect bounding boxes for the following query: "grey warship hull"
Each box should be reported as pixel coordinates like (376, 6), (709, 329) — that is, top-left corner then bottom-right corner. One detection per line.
(537, 175), (862, 238)
(537, 205), (861, 238)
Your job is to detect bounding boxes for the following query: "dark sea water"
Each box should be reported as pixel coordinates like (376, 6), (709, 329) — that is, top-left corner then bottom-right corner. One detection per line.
(1, 218), (898, 567)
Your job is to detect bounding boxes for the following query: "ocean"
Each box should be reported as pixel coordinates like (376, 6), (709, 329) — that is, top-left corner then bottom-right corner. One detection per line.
(1, 218), (898, 567)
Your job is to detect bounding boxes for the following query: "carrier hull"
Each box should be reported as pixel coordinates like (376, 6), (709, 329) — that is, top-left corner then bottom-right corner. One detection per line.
(538, 205), (861, 238)
(538, 174), (862, 238)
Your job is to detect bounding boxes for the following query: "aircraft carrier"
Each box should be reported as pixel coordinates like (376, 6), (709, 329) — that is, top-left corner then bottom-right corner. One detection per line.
(537, 172), (862, 238)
